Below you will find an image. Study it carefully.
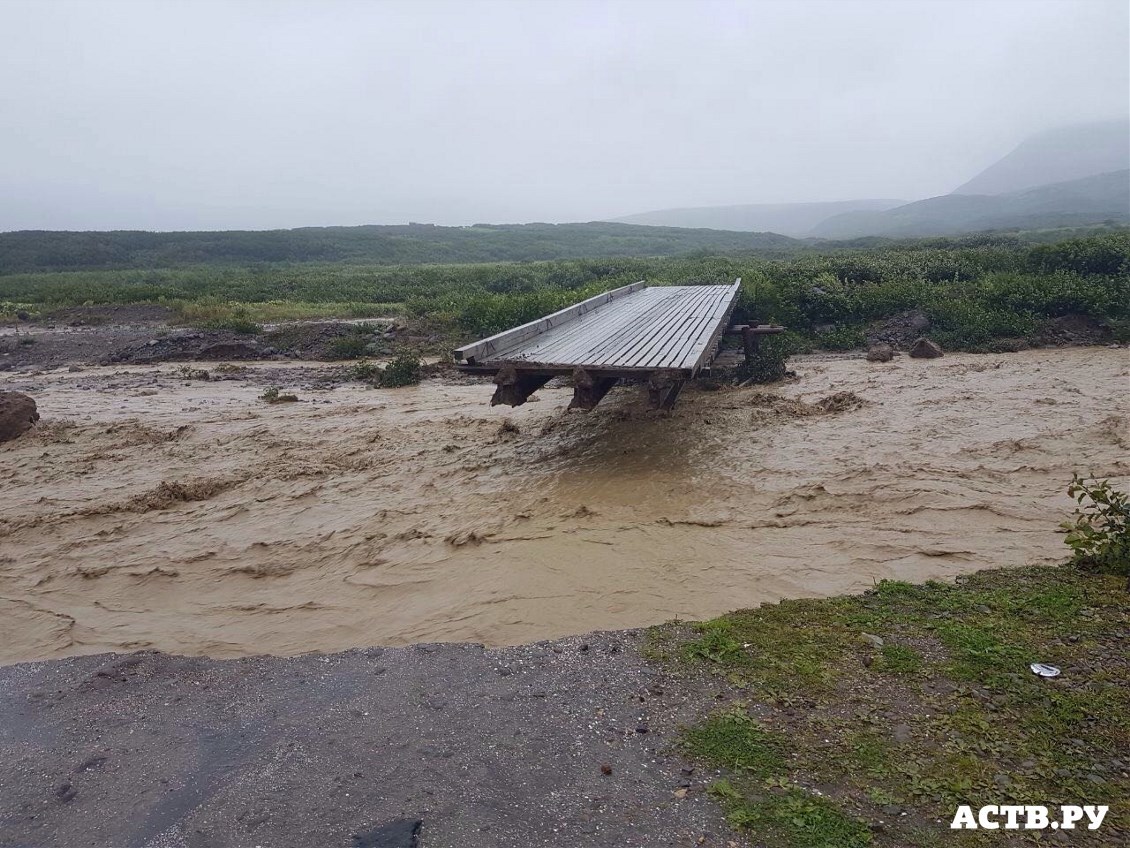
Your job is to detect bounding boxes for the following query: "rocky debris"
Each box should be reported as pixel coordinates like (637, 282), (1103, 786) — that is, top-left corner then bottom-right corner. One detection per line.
(865, 344), (895, 362)
(866, 310), (931, 350)
(860, 632), (885, 649)
(1035, 314), (1113, 347)
(909, 338), (944, 359)
(0, 391), (39, 442)
(103, 332), (271, 365)
(102, 322), (407, 365)
(816, 391), (867, 413)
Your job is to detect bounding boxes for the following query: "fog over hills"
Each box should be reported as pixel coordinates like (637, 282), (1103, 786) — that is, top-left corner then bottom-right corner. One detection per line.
(953, 120), (1130, 195)
(613, 120), (1130, 239)
(809, 170), (1130, 239)
(613, 200), (905, 238)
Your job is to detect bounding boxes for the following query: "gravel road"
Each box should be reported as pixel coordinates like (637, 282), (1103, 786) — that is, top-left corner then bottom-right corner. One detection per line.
(0, 632), (744, 848)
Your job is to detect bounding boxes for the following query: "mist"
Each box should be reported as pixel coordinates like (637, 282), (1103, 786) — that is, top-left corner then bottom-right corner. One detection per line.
(1, 0), (1127, 231)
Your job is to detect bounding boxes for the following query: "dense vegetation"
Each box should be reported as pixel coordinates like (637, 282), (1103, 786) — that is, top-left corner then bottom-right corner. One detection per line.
(2, 230), (1127, 353)
(0, 222), (795, 274)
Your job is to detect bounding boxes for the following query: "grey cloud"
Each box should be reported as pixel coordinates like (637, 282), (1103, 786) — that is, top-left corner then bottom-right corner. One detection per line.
(1, 0), (1127, 230)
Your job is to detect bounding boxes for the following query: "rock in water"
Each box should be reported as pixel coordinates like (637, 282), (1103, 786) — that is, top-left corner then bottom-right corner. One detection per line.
(866, 344), (894, 362)
(0, 391), (39, 443)
(909, 338), (944, 359)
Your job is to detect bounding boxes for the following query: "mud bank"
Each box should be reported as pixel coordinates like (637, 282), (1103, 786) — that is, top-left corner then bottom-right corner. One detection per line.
(1, 348), (1127, 663)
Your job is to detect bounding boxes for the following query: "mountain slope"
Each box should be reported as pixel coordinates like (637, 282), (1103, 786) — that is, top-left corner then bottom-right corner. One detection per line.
(611, 199), (905, 237)
(810, 170), (1130, 239)
(954, 120), (1130, 196)
(0, 222), (798, 275)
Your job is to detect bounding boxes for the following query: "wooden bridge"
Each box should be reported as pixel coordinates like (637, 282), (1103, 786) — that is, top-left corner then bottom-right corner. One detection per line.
(453, 279), (748, 410)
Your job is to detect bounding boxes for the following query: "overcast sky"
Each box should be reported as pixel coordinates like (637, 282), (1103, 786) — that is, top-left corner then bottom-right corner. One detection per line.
(0, 0), (1126, 231)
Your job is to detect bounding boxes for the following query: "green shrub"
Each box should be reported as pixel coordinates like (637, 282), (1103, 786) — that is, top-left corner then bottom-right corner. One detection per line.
(349, 359), (381, 381)
(379, 353), (422, 387)
(732, 333), (797, 384)
(1062, 475), (1129, 577)
(813, 323), (865, 351)
(327, 334), (368, 359)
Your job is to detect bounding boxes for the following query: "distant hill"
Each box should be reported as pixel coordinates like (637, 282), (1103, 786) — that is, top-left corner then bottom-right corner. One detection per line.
(0, 222), (797, 275)
(809, 170), (1130, 240)
(611, 199), (905, 237)
(953, 120), (1130, 196)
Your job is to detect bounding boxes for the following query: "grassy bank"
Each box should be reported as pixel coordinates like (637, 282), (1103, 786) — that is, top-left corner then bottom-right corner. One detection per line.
(2, 231), (1127, 352)
(647, 561), (1128, 846)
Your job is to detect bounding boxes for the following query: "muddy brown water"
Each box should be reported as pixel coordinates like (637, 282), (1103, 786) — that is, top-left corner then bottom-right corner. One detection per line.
(2, 348), (1127, 664)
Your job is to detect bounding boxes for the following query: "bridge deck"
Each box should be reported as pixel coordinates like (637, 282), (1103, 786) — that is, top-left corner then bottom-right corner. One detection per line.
(454, 280), (740, 376)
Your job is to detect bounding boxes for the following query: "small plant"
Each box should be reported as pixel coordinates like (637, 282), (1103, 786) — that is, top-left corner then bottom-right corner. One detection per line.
(328, 334), (369, 359)
(201, 312), (262, 334)
(1062, 474), (1129, 577)
(259, 386), (299, 404)
(379, 352), (422, 387)
(177, 365), (210, 381)
(349, 359), (381, 381)
(877, 643), (924, 674)
(732, 333), (794, 385)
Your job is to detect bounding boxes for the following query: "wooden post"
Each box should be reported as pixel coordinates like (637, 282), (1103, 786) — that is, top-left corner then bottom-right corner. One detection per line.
(490, 365), (552, 407)
(569, 368), (617, 411)
(741, 325), (759, 364)
(647, 370), (684, 411)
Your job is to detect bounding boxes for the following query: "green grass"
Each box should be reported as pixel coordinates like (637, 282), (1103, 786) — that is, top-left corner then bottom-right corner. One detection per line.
(710, 780), (873, 848)
(670, 563), (1130, 846)
(876, 643), (924, 674)
(684, 711), (786, 777)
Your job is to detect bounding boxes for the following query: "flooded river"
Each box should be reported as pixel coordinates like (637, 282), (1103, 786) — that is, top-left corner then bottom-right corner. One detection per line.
(1, 348), (1127, 663)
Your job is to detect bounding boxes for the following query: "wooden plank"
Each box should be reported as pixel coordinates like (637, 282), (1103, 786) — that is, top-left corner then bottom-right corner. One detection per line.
(621, 285), (720, 369)
(453, 280), (645, 363)
(567, 288), (687, 368)
(455, 279), (742, 377)
(492, 287), (661, 362)
(544, 288), (673, 364)
(497, 288), (663, 365)
(630, 285), (729, 369)
(661, 285), (735, 371)
(681, 280), (742, 373)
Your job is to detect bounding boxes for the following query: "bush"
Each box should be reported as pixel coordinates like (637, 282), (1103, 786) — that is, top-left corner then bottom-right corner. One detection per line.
(733, 333), (796, 384)
(1062, 475), (1129, 577)
(348, 359), (381, 381)
(379, 353), (422, 387)
(327, 334), (369, 359)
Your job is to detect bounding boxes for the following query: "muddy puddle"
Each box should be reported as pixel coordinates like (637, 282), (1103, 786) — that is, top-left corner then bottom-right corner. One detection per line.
(2, 348), (1127, 663)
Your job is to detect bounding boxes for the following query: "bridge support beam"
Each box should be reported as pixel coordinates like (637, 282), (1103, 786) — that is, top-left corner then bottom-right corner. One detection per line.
(569, 368), (617, 411)
(491, 365), (552, 407)
(647, 371), (684, 411)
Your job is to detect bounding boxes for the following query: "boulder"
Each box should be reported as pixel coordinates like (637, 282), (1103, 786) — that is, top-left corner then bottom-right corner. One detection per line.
(866, 344), (894, 362)
(0, 391), (39, 443)
(909, 338), (944, 359)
